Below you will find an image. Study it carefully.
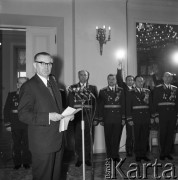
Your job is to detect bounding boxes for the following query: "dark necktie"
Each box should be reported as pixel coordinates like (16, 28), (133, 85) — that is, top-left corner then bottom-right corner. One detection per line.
(47, 78), (62, 113)
(47, 80), (55, 99)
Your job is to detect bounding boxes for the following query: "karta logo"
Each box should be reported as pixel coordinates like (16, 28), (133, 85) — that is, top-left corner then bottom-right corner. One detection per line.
(105, 158), (177, 179)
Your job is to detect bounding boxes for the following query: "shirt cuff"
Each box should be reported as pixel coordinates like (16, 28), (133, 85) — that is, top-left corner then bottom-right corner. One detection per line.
(49, 113), (50, 125)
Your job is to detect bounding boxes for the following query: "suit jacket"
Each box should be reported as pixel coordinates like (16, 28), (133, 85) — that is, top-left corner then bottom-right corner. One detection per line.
(18, 74), (63, 154)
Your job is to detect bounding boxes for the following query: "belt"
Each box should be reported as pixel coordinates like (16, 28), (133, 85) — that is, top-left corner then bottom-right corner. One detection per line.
(132, 105), (149, 109)
(104, 105), (121, 108)
(158, 102), (175, 106)
(74, 104), (92, 108)
(12, 110), (18, 113)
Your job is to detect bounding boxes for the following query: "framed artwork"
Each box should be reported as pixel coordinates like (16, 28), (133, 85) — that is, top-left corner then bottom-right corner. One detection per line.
(17, 47), (26, 71)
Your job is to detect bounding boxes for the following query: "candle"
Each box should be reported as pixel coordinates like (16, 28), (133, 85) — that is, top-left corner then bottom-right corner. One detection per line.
(96, 26), (98, 38)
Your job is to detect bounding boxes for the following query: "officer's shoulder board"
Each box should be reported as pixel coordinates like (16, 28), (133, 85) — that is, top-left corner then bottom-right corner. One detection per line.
(59, 88), (65, 91)
(171, 85), (177, 90)
(155, 84), (163, 88)
(143, 88), (150, 92)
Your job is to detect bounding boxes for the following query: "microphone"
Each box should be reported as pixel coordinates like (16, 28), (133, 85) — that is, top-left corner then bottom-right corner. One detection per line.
(83, 87), (96, 99)
(68, 87), (82, 99)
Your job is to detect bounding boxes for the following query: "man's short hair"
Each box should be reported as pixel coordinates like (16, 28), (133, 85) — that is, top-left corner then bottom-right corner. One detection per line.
(107, 74), (116, 80)
(134, 75), (143, 81)
(125, 75), (134, 81)
(78, 70), (90, 77)
(34, 52), (52, 61)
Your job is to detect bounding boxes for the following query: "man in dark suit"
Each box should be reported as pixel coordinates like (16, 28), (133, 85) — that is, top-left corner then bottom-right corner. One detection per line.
(98, 74), (125, 161)
(116, 62), (134, 157)
(126, 75), (153, 162)
(4, 77), (31, 170)
(153, 72), (178, 161)
(68, 70), (98, 167)
(18, 52), (73, 180)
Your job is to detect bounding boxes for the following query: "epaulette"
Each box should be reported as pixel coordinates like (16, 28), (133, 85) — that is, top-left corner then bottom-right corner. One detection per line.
(59, 88), (64, 91)
(171, 85), (177, 89)
(156, 84), (163, 88)
(143, 88), (150, 92)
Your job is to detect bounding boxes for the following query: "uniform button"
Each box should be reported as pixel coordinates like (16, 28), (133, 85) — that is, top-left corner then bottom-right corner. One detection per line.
(112, 111), (113, 112)
(140, 112), (143, 114)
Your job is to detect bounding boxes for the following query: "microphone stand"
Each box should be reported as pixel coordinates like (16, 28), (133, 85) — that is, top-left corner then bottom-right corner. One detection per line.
(81, 99), (86, 180)
(75, 90), (95, 180)
(90, 97), (94, 180)
(73, 89), (86, 180)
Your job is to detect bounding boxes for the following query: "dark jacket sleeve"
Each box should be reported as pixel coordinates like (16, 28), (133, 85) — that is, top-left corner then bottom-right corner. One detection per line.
(97, 90), (104, 121)
(18, 83), (49, 126)
(116, 68), (124, 88)
(126, 91), (133, 122)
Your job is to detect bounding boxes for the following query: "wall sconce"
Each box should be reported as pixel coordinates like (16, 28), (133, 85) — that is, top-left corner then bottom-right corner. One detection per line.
(96, 25), (111, 55)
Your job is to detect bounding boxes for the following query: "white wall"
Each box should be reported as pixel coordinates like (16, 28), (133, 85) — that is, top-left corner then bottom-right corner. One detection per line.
(75, 0), (127, 153)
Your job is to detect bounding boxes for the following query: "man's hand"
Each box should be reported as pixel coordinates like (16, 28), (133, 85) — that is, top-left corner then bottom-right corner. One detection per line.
(66, 114), (74, 121)
(122, 120), (125, 126)
(93, 121), (99, 126)
(155, 117), (159, 124)
(100, 122), (104, 126)
(150, 118), (154, 124)
(49, 112), (64, 122)
(118, 61), (122, 70)
(128, 121), (134, 126)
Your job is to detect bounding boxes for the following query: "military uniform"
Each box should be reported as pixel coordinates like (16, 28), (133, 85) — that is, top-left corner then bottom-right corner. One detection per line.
(98, 85), (125, 159)
(4, 92), (31, 167)
(68, 83), (98, 162)
(153, 84), (178, 157)
(126, 88), (152, 159)
(116, 69), (134, 155)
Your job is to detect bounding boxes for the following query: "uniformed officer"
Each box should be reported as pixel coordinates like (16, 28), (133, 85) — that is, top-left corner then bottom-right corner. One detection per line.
(68, 70), (98, 167)
(4, 77), (31, 170)
(98, 74), (125, 161)
(126, 75), (152, 162)
(153, 72), (178, 160)
(116, 62), (135, 157)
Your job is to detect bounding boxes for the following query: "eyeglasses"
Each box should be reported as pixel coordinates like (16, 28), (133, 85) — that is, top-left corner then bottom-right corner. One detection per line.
(35, 61), (53, 66)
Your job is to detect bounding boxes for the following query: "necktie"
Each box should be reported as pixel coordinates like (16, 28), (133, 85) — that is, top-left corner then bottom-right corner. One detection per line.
(47, 80), (55, 100)
(48, 77), (62, 112)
